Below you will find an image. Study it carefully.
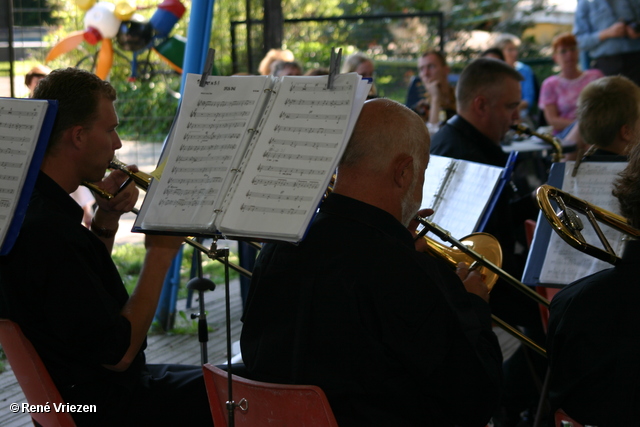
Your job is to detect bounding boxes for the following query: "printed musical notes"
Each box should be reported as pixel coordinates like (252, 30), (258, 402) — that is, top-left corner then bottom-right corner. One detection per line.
(140, 74), (271, 231)
(218, 73), (369, 241)
(0, 99), (50, 250)
(136, 72), (370, 242)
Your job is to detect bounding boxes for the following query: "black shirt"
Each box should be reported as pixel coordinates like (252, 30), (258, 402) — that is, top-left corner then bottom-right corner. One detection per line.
(241, 193), (502, 426)
(0, 172), (145, 412)
(547, 240), (640, 426)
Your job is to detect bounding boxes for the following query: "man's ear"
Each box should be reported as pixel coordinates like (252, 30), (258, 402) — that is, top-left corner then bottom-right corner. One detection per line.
(393, 154), (414, 189)
(473, 95), (488, 116)
(68, 125), (86, 150)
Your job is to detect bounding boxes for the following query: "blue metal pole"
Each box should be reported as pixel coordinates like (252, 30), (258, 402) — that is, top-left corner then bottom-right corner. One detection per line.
(180, 0), (216, 93)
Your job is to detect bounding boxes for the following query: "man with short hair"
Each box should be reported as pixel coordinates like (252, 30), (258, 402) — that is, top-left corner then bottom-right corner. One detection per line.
(547, 140), (640, 425)
(405, 50), (457, 132)
(240, 98), (503, 426)
(431, 57), (522, 164)
(0, 68), (213, 427)
(576, 75), (640, 158)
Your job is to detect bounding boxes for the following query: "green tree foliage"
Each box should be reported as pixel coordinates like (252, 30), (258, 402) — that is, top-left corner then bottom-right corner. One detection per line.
(12, 0), (58, 26)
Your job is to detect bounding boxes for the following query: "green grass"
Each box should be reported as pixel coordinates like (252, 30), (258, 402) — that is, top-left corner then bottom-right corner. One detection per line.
(112, 242), (240, 297)
(112, 242), (241, 335)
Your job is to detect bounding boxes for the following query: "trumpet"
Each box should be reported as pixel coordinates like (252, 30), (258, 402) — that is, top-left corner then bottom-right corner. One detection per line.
(510, 123), (563, 163)
(536, 184), (640, 264)
(82, 158), (257, 278)
(415, 216), (549, 357)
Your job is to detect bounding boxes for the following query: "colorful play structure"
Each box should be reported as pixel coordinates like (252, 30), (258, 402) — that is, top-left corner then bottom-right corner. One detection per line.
(45, 0), (215, 91)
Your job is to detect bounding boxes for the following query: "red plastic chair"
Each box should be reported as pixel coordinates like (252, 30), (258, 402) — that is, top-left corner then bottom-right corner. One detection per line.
(0, 319), (76, 427)
(555, 409), (584, 427)
(202, 363), (338, 427)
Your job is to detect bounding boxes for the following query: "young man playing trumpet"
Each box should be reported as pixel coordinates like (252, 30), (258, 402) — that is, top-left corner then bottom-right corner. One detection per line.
(546, 108), (640, 426)
(0, 68), (213, 427)
(240, 98), (502, 426)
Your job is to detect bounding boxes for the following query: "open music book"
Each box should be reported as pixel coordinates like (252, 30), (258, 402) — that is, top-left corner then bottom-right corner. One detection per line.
(135, 73), (370, 242)
(523, 161), (627, 287)
(0, 98), (57, 255)
(420, 154), (514, 244)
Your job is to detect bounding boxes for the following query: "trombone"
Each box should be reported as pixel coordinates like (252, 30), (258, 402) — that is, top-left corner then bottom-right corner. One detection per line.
(415, 216), (549, 357)
(82, 158), (258, 278)
(536, 184), (640, 265)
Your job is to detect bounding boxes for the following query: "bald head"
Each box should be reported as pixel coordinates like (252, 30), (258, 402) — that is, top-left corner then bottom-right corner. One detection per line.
(335, 98), (430, 224)
(340, 98), (429, 172)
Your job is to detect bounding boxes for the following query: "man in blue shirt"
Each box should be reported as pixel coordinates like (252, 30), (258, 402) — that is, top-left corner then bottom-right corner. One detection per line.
(574, 0), (640, 85)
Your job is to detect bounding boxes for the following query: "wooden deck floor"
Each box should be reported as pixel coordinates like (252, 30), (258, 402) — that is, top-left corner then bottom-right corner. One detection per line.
(0, 279), (243, 427)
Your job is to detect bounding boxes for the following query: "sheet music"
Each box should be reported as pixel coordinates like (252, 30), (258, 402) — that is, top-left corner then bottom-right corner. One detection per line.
(140, 74), (272, 231)
(421, 155), (503, 244)
(540, 161), (627, 284)
(218, 74), (368, 241)
(0, 99), (49, 245)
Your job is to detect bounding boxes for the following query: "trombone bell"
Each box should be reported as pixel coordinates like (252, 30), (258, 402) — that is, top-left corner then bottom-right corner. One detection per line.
(422, 232), (503, 292)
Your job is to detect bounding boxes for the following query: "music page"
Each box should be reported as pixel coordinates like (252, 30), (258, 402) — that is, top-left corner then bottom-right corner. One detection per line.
(421, 155), (503, 244)
(218, 73), (369, 242)
(140, 74), (272, 232)
(540, 161), (627, 285)
(0, 99), (49, 247)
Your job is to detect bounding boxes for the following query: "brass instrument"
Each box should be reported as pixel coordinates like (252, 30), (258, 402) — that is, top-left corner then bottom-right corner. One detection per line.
(415, 216), (549, 357)
(536, 184), (640, 264)
(83, 158), (257, 278)
(511, 123), (563, 163)
(81, 158), (153, 201)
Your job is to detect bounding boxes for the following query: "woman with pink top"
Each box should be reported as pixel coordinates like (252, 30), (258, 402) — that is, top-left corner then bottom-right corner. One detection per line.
(539, 33), (604, 134)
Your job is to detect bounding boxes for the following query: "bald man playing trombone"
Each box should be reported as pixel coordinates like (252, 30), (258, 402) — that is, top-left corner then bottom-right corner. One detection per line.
(0, 68), (212, 427)
(240, 98), (503, 426)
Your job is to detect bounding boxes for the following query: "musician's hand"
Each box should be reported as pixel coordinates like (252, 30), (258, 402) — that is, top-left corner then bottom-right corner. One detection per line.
(93, 169), (139, 216)
(410, 208), (434, 252)
(456, 262), (490, 303)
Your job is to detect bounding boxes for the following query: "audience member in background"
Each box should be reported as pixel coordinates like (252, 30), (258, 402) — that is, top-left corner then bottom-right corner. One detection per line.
(574, 0), (640, 86)
(304, 67), (329, 76)
(26, 63), (96, 227)
(493, 33), (538, 122)
(257, 48), (295, 76)
(405, 50), (456, 133)
(341, 53), (377, 98)
(546, 139), (640, 426)
(573, 75), (640, 161)
(25, 64), (52, 98)
(272, 60), (303, 77)
(479, 47), (505, 61)
(538, 33), (604, 136)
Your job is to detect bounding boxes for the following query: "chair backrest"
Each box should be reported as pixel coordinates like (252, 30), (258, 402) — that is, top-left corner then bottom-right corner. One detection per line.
(0, 319), (76, 427)
(202, 363), (338, 427)
(555, 409), (584, 427)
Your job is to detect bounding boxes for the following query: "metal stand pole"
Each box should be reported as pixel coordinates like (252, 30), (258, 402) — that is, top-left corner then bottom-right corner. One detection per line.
(187, 238), (216, 365)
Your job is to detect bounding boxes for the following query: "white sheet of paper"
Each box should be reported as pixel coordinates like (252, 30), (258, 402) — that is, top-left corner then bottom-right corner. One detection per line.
(539, 161), (627, 284)
(0, 99), (49, 245)
(218, 74), (367, 241)
(421, 155), (503, 244)
(140, 74), (271, 231)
